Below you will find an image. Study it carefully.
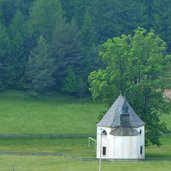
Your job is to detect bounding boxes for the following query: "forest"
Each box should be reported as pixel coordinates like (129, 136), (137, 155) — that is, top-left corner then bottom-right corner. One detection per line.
(0, 0), (171, 96)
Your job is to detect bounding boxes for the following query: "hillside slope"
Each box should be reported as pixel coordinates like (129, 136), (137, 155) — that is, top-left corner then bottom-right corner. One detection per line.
(0, 90), (104, 134)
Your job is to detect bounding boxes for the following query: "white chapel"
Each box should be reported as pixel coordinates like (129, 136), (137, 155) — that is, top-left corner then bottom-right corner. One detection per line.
(96, 94), (145, 159)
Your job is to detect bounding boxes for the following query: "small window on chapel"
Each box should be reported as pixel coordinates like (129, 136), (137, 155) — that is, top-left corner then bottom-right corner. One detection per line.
(103, 147), (106, 155)
(139, 130), (142, 134)
(102, 130), (107, 135)
(140, 146), (143, 154)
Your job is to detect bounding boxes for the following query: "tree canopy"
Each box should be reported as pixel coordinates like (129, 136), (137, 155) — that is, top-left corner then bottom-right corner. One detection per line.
(0, 0), (171, 96)
(89, 28), (170, 146)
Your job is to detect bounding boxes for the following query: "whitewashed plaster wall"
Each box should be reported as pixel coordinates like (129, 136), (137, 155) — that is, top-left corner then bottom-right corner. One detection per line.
(96, 126), (145, 159)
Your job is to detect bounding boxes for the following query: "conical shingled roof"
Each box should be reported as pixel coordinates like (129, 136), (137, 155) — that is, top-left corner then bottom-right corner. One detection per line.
(97, 95), (145, 128)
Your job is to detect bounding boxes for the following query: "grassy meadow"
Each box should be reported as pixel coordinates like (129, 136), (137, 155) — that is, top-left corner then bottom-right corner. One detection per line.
(0, 90), (104, 134)
(0, 137), (170, 159)
(0, 90), (171, 170)
(0, 138), (96, 157)
(0, 156), (171, 171)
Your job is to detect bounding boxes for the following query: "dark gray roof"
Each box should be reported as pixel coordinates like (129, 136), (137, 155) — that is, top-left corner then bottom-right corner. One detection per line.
(97, 95), (145, 128)
(110, 128), (139, 136)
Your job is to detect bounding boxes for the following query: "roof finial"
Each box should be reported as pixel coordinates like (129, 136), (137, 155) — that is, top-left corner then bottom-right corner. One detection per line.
(119, 89), (126, 98)
(123, 91), (126, 98)
(120, 89), (125, 96)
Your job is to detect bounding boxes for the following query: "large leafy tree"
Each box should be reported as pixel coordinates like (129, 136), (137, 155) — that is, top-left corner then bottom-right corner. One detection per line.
(89, 28), (170, 146)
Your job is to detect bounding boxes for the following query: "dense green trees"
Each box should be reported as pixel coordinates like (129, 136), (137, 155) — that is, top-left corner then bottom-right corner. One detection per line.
(29, 0), (63, 41)
(0, 0), (171, 97)
(0, 22), (9, 89)
(89, 28), (170, 146)
(52, 19), (86, 95)
(7, 10), (27, 88)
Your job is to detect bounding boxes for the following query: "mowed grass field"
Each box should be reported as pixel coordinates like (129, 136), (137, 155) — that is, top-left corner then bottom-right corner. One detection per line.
(0, 156), (171, 171)
(0, 90), (104, 134)
(0, 90), (171, 170)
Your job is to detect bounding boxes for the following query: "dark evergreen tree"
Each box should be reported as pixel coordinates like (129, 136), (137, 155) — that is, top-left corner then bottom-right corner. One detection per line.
(89, 0), (149, 43)
(60, 0), (75, 22)
(6, 10), (28, 88)
(0, 0), (3, 22)
(152, 0), (171, 52)
(143, 0), (154, 30)
(27, 35), (54, 94)
(29, 0), (63, 42)
(0, 22), (9, 89)
(61, 0), (91, 26)
(52, 19), (87, 95)
(0, 0), (34, 26)
(80, 11), (99, 76)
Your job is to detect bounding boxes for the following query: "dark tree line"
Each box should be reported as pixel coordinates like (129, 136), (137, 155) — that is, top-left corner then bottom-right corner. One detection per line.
(0, 0), (171, 96)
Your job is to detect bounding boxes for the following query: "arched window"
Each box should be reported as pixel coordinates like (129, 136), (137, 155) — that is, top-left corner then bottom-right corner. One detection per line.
(139, 130), (142, 134)
(102, 130), (107, 135)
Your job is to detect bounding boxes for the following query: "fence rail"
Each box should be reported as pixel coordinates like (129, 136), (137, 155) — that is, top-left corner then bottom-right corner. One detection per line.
(0, 151), (171, 161)
(0, 134), (96, 139)
(0, 132), (170, 139)
(0, 151), (85, 161)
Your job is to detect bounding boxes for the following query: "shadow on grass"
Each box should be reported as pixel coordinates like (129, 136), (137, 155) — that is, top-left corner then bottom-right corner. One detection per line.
(146, 146), (171, 161)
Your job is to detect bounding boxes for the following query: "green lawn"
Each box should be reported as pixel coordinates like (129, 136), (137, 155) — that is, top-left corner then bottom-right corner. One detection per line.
(0, 90), (104, 134)
(0, 156), (170, 171)
(0, 90), (170, 135)
(0, 137), (170, 159)
(146, 136), (171, 159)
(0, 138), (96, 157)
(161, 114), (171, 130)
(0, 90), (171, 170)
